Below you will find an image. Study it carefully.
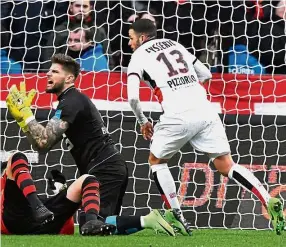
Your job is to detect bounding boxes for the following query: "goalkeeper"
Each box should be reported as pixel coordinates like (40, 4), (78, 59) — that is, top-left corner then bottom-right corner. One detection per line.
(6, 54), (128, 230)
(1, 152), (185, 236)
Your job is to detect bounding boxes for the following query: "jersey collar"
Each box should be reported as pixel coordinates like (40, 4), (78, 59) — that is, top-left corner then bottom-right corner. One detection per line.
(58, 85), (76, 101)
(142, 37), (156, 45)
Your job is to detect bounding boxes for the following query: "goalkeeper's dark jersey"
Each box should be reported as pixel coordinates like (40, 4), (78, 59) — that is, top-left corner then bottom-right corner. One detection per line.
(55, 86), (119, 175)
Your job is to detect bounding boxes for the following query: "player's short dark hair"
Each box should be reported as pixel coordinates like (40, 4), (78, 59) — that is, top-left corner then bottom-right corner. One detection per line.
(51, 54), (80, 79)
(130, 19), (157, 38)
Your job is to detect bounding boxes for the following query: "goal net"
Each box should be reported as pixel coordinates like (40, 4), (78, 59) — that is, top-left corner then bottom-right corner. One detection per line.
(1, 0), (286, 230)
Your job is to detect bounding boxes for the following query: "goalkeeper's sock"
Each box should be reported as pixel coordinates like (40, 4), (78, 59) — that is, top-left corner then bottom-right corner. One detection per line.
(11, 152), (42, 209)
(228, 164), (271, 207)
(81, 176), (100, 221)
(105, 215), (143, 235)
(151, 163), (182, 210)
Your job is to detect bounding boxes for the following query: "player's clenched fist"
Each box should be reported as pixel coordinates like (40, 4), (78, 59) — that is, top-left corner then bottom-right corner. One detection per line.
(140, 121), (154, 140)
(6, 81), (37, 132)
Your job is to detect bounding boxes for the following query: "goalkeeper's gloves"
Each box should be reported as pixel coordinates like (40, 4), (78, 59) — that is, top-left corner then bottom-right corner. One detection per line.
(6, 94), (29, 132)
(6, 82), (36, 132)
(47, 170), (67, 195)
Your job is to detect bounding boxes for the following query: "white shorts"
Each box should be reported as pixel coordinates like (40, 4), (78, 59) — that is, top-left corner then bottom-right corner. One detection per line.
(150, 111), (231, 160)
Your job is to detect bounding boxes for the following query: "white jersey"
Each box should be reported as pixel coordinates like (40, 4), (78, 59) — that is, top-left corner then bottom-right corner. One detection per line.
(127, 38), (213, 115)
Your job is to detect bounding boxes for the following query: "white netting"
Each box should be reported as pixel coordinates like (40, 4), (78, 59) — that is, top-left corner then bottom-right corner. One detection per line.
(1, 0), (286, 230)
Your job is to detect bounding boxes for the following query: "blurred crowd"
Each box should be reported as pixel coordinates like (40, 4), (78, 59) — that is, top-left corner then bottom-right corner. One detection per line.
(1, 0), (285, 75)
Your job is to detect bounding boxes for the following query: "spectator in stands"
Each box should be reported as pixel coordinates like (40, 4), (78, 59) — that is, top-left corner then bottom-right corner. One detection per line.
(95, 1), (192, 69)
(247, 0), (286, 74)
(42, 0), (111, 70)
(218, 0), (285, 75)
(0, 23), (22, 74)
(217, 1), (266, 74)
(1, 1), (52, 72)
(67, 24), (109, 72)
(227, 44), (266, 75)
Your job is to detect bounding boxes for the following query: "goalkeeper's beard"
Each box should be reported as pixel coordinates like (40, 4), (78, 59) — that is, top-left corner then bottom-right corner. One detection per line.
(45, 82), (65, 94)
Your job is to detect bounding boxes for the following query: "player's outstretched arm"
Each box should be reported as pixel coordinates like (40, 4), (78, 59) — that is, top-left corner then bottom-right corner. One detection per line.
(26, 116), (68, 151)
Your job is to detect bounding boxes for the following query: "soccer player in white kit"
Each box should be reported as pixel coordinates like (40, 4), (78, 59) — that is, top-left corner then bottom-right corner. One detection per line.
(127, 19), (285, 236)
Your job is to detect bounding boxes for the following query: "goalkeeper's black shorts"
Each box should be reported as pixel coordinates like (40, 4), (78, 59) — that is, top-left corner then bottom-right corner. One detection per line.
(1, 178), (80, 235)
(87, 153), (128, 219)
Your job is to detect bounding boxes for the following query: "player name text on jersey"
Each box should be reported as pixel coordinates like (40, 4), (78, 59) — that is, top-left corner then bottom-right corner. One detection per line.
(167, 75), (197, 90)
(145, 40), (176, 53)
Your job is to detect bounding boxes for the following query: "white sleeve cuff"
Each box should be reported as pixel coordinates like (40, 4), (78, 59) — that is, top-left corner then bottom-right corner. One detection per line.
(128, 98), (148, 126)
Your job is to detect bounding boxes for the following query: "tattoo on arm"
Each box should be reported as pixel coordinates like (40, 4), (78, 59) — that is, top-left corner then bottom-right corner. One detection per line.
(27, 117), (69, 150)
(25, 131), (42, 151)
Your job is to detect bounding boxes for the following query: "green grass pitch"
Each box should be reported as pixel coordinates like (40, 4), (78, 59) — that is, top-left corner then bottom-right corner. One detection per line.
(2, 228), (285, 247)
